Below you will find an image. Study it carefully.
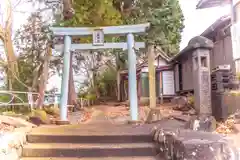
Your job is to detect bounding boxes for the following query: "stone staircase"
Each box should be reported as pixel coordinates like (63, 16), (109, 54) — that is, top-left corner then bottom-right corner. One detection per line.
(21, 124), (158, 160)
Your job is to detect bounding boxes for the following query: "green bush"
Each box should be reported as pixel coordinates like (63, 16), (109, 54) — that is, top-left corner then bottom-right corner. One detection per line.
(85, 93), (97, 101)
(229, 91), (240, 96)
(31, 109), (49, 123)
(188, 96), (194, 106)
(44, 106), (60, 116)
(0, 107), (8, 113)
(237, 72), (240, 81)
(186, 93), (194, 107)
(1, 111), (16, 116)
(14, 105), (31, 114)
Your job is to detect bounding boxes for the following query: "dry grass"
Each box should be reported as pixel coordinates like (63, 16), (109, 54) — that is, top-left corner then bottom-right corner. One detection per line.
(215, 110), (240, 134)
(215, 118), (235, 134)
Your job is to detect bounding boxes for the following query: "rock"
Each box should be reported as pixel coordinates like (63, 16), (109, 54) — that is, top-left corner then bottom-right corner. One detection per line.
(145, 108), (162, 123)
(172, 115), (191, 122)
(139, 97), (150, 106)
(172, 96), (192, 111)
(153, 128), (239, 160)
(0, 115), (35, 128)
(183, 108), (197, 115)
(185, 115), (217, 132)
(0, 129), (27, 160)
(28, 117), (47, 126)
(174, 138), (237, 160)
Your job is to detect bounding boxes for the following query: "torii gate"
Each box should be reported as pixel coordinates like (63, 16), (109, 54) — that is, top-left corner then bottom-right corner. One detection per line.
(50, 23), (150, 124)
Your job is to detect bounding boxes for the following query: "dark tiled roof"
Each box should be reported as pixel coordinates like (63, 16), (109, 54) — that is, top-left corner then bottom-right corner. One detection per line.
(196, 0), (230, 9)
(201, 15), (231, 37)
(170, 15), (231, 62)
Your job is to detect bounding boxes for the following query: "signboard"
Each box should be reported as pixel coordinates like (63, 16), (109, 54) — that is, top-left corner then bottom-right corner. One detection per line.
(92, 29), (104, 46)
(162, 71), (175, 95)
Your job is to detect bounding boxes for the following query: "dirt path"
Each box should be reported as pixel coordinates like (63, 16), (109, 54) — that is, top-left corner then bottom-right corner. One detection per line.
(68, 103), (185, 126)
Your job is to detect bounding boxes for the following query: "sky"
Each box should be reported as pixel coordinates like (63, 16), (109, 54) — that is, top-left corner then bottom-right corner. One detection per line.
(179, 0), (230, 49)
(1, 0), (231, 48)
(0, 0), (232, 91)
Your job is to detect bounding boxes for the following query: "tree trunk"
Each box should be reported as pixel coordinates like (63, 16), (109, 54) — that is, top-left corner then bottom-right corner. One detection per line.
(4, 31), (18, 111)
(63, 0), (75, 20)
(116, 54), (121, 101)
(36, 47), (51, 109)
(4, 33), (18, 90)
(93, 73), (100, 99)
(117, 70), (121, 101)
(68, 52), (77, 106)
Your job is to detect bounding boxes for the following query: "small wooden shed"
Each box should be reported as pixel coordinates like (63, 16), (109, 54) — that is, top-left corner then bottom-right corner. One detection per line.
(119, 48), (176, 101)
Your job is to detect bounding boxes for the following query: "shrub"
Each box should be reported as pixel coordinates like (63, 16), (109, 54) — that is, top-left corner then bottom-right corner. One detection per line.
(31, 109), (49, 123)
(85, 93), (97, 101)
(237, 72), (240, 81)
(229, 90), (240, 96)
(186, 93), (194, 107)
(44, 106), (60, 116)
(188, 96), (194, 106)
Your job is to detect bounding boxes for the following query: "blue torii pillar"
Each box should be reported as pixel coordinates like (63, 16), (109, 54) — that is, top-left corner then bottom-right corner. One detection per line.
(127, 33), (138, 121)
(59, 35), (72, 122)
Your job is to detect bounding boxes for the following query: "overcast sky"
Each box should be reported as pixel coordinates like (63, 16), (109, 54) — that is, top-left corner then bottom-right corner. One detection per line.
(179, 0), (230, 49)
(1, 0), (231, 49)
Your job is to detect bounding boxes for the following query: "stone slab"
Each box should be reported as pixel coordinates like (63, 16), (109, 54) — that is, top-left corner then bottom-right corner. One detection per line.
(153, 128), (239, 160)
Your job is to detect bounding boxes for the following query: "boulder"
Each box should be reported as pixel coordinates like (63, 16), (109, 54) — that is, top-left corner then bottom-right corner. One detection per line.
(0, 115), (36, 128)
(185, 115), (217, 132)
(153, 128), (239, 160)
(172, 96), (192, 111)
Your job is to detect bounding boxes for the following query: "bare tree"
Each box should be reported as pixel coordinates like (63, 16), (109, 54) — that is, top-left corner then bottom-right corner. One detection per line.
(0, 0), (19, 91)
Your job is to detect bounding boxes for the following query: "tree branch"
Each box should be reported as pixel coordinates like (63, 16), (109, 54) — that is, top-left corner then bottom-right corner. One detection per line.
(0, 25), (4, 41)
(13, 0), (23, 10)
(5, 0), (13, 30)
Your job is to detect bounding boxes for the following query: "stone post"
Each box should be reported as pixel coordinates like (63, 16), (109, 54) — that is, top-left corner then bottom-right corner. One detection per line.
(186, 36), (216, 131)
(192, 44), (212, 115)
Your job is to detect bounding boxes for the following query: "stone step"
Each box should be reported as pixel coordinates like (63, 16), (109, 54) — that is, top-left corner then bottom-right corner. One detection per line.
(27, 134), (153, 143)
(21, 156), (158, 160)
(23, 143), (157, 157)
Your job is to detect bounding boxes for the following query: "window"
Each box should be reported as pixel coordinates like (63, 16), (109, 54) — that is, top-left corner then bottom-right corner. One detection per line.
(201, 56), (207, 67)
